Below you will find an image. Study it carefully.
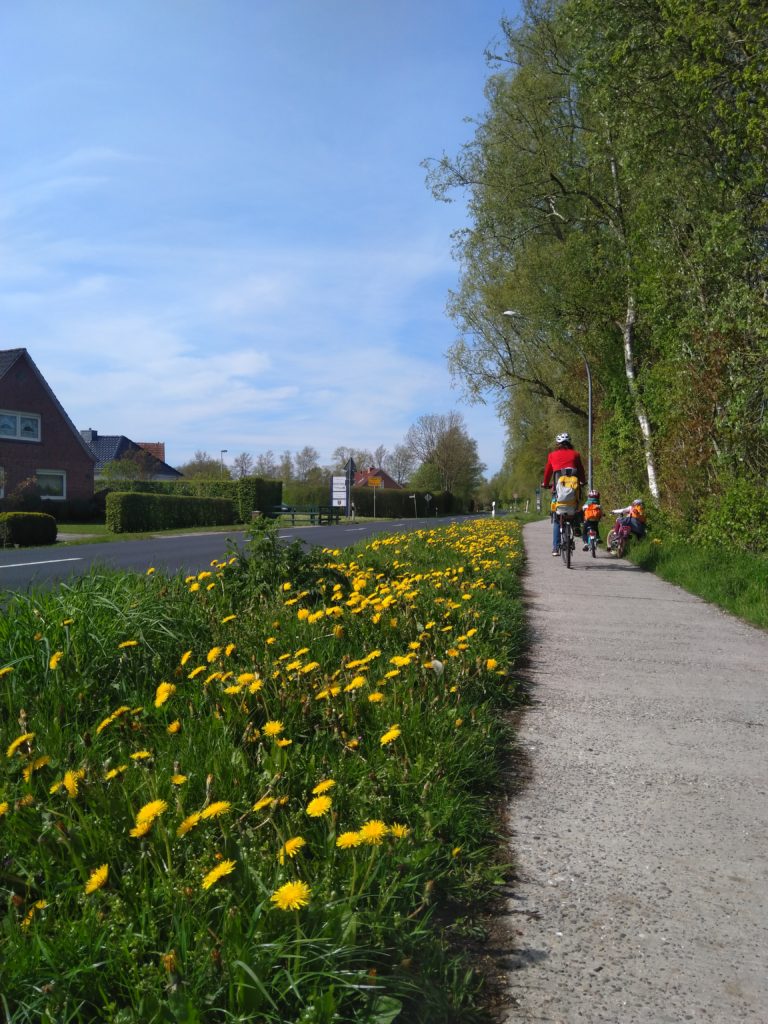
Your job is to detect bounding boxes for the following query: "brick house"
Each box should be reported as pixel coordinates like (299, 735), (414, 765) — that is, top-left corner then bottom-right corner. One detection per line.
(0, 348), (96, 503)
(80, 429), (182, 481)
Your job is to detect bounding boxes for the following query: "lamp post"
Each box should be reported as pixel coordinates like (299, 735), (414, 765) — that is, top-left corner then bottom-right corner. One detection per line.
(220, 449), (228, 478)
(503, 311), (593, 491)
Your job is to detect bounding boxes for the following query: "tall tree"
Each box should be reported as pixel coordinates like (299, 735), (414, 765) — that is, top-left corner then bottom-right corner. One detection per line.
(293, 446), (321, 481)
(405, 412), (486, 497)
(232, 452), (254, 478)
(176, 450), (230, 479)
(253, 450), (279, 478)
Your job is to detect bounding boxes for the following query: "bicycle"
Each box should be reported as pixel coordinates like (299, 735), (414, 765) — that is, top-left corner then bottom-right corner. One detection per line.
(606, 517), (632, 557)
(556, 512), (576, 568)
(585, 522), (598, 558)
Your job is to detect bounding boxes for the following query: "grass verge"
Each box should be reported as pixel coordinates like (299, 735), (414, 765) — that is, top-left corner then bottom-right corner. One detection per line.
(628, 537), (768, 630)
(0, 517), (526, 1023)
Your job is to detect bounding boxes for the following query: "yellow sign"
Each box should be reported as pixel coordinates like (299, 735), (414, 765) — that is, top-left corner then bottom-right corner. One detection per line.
(368, 476), (382, 487)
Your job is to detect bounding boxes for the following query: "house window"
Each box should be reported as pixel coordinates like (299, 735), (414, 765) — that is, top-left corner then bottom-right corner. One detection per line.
(0, 410), (41, 441)
(36, 470), (66, 499)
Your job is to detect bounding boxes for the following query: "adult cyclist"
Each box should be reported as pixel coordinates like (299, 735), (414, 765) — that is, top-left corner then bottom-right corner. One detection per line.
(542, 432), (587, 556)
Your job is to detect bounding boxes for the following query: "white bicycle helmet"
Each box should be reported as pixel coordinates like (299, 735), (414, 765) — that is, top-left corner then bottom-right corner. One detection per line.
(555, 432), (571, 445)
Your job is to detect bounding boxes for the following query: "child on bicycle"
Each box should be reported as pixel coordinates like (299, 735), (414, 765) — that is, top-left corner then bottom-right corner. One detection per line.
(611, 498), (647, 539)
(581, 489), (603, 550)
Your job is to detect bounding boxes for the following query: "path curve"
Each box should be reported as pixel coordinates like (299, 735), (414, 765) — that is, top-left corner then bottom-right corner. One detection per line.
(502, 519), (768, 1024)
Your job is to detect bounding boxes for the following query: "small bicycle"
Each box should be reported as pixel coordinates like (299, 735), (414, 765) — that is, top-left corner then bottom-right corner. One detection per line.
(585, 522), (599, 558)
(606, 518), (632, 557)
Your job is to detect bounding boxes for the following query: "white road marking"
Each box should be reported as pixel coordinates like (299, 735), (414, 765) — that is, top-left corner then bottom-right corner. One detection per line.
(0, 557), (83, 570)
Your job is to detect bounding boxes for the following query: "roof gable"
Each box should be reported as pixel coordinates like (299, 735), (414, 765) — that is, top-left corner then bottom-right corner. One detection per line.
(0, 348), (97, 462)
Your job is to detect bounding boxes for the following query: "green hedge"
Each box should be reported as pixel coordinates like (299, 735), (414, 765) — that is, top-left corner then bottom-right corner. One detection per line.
(283, 482), (464, 517)
(0, 511), (58, 547)
(693, 478), (768, 554)
(105, 492), (236, 533)
(122, 477), (281, 524)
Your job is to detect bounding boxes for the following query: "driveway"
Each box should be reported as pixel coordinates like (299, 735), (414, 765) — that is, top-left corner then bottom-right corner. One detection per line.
(501, 519), (768, 1024)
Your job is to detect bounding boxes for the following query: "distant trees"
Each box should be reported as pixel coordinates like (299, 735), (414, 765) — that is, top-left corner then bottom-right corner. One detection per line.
(231, 452), (254, 478)
(404, 412), (486, 499)
(175, 451), (231, 479)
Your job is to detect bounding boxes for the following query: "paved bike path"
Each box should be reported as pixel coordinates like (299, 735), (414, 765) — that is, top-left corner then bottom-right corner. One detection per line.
(502, 519), (768, 1024)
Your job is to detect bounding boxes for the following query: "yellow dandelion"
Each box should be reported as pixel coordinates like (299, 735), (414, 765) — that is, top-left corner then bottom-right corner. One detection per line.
(20, 899), (47, 930)
(248, 678), (264, 694)
(263, 720), (284, 738)
(200, 801), (231, 820)
(276, 738), (293, 747)
(130, 750), (152, 761)
(22, 755), (50, 782)
(312, 779), (335, 795)
(104, 764), (128, 780)
(188, 665), (205, 679)
(118, 640), (138, 649)
(0, 801), (10, 817)
(189, 582), (200, 592)
(270, 879), (311, 911)
(84, 863), (109, 894)
(336, 831), (362, 849)
(390, 823), (411, 839)
(306, 795), (332, 817)
(154, 682), (176, 708)
(358, 819), (388, 845)
(367, 692), (384, 703)
(221, 614), (237, 623)
(135, 799), (168, 827)
(379, 725), (401, 746)
(0, 666), (14, 677)
(6, 732), (35, 758)
(180, 650), (193, 666)
(167, 720), (182, 735)
(146, 567), (156, 575)
(177, 811), (202, 836)
(129, 820), (153, 838)
(225, 643), (236, 657)
(171, 773), (187, 786)
(282, 582), (292, 591)
(63, 768), (85, 798)
(278, 836), (306, 862)
(252, 796), (272, 812)
(485, 658), (499, 671)
(49, 651), (63, 670)
(206, 646), (222, 664)
(201, 858), (236, 890)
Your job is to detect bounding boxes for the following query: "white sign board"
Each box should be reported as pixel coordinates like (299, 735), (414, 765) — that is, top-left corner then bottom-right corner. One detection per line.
(331, 475), (347, 507)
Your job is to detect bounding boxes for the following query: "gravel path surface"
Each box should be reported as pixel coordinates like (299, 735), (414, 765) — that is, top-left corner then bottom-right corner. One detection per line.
(502, 519), (768, 1024)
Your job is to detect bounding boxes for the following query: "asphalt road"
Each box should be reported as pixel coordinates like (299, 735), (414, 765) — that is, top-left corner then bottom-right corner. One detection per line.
(501, 519), (768, 1024)
(0, 515), (470, 593)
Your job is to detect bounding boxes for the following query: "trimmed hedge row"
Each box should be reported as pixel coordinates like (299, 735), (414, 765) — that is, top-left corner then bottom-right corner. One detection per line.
(0, 512), (58, 547)
(125, 477), (281, 524)
(105, 492), (236, 534)
(283, 482), (465, 517)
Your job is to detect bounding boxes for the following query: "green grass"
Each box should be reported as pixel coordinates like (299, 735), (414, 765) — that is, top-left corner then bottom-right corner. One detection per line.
(54, 522), (248, 544)
(629, 536), (768, 630)
(0, 518), (527, 1023)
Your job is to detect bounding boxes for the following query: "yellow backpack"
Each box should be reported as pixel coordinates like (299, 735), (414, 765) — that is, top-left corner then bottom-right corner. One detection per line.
(555, 473), (580, 514)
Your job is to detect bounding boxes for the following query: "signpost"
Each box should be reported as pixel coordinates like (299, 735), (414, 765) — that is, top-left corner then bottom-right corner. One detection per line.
(368, 475), (382, 518)
(330, 475), (347, 508)
(424, 492), (432, 517)
(344, 458), (356, 518)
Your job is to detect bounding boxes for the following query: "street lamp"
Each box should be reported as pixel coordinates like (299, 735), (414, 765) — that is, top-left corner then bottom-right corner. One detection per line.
(502, 311), (593, 490)
(220, 449), (228, 478)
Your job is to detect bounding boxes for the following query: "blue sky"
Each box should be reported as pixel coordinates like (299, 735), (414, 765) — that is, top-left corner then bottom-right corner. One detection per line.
(0, 1), (519, 476)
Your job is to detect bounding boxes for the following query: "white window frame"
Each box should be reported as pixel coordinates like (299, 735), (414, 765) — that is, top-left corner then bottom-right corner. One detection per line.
(0, 409), (41, 442)
(36, 469), (66, 500)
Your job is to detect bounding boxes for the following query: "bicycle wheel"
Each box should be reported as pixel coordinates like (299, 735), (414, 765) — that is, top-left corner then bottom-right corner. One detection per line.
(561, 519), (572, 568)
(590, 532), (597, 558)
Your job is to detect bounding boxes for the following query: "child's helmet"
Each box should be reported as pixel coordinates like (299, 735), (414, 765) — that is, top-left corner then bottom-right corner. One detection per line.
(588, 490), (600, 499)
(555, 432), (571, 445)
(632, 498), (644, 506)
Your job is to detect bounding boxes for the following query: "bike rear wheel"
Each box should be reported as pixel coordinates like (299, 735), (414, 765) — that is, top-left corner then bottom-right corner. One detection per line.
(560, 518), (572, 568)
(589, 533), (597, 558)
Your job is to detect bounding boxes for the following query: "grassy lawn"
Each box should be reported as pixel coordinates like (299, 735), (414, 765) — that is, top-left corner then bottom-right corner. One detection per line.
(55, 522), (248, 543)
(0, 517), (527, 1023)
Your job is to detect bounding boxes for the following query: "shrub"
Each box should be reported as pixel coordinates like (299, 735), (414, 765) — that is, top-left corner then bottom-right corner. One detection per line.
(105, 492), (236, 533)
(0, 511), (58, 547)
(118, 477), (281, 523)
(692, 477), (768, 553)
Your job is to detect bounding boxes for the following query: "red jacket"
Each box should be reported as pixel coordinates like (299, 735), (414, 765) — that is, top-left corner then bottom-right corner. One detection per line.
(542, 448), (586, 488)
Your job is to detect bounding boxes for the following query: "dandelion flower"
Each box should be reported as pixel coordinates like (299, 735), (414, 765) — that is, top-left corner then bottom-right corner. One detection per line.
(146, 567), (156, 575)
(154, 682), (176, 707)
(201, 858), (236, 890)
(336, 831), (361, 849)
(225, 643), (236, 657)
(167, 720), (181, 734)
(177, 812), (202, 836)
(390, 823), (411, 839)
(221, 614), (237, 623)
(306, 795), (332, 817)
(200, 801), (231, 820)
(263, 720), (284, 738)
(312, 779), (335, 795)
(270, 879), (311, 911)
(129, 820), (153, 838)
(278, 836), (306, 862)
(0, 666), (14, 677)
(49, 651), (63, 670)
(130, 750), (152, 761)
(84, 863), (109, 894)
(276, 738), (293, 747)
(104, 764), (128, 780)
(206, 646), (222, 664)
(171, 773), (187, 786)
(248, 679), (264, 694)
(0, 801), (10, 817)
(358, 820), (388, 845)
(6, 732), (35, 758)
(180, 650), (193, 666)
(485, 658), (499, 671)
(379, 725), (401, 746)
(118, 640), (138, 649)
(135, 799), (168, 827)
(63, 769), (85, 798)
(20, 899), (47, 929)
(367, 692), (384, 703)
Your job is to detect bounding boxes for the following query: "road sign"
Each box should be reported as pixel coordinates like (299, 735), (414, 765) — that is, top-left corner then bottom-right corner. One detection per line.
(368, 476), (382, 487)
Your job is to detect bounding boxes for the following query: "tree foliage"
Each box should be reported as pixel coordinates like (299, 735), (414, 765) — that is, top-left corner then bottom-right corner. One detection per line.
(427, 0), (768, 514)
